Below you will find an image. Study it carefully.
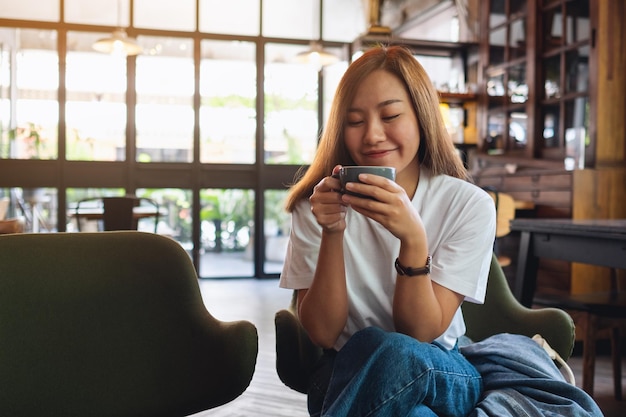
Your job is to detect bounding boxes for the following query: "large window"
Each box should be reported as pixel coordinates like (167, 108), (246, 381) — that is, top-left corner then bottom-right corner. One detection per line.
(200, 188), (255, 278)
(199, 0), (260, 36)
(0, 0), (356, 278)
(136, 36), (194, 163)
(66, 31), (127, 161)
(200, 40), (256, 164)
(0, 28), (58, 160)
(264, 43), (321, 165)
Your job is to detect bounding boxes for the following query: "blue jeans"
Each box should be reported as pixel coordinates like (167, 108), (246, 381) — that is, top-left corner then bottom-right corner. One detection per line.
(461, 333), (604, 417)
(308, 327), (482, 417)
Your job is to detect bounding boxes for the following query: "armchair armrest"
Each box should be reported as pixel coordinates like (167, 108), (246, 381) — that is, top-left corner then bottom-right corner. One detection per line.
(275, 307), (322, 394)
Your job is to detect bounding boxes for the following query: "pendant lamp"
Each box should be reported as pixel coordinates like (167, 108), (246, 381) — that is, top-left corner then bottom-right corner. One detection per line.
(295, 41), (339, 67)
(93, 28), (142, 56)
(92, 0), (142, 56)
(295, 0), (338, 68)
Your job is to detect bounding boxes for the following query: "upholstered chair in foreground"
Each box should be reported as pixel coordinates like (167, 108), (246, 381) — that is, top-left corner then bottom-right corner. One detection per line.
(0, 231), (258, 416)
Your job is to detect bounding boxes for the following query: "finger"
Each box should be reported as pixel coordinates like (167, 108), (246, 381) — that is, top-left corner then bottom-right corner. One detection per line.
(320, 170), (344, 192)
(313, 177), (340, 194)
(343, 182), (388, 202)
(356, 173), (397, 191)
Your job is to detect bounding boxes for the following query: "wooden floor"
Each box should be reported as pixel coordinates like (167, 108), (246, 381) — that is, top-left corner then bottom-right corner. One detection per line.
(191, 278), (624, 417)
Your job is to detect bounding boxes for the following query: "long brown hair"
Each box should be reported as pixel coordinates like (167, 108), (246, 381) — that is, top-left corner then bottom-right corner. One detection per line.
(285, 45), (468, 212)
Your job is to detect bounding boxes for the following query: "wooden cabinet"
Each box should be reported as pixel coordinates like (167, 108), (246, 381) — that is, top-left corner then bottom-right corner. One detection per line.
(475, 0), (626, 297)
(476, 0), (625, 172)
(478, 0), (593, 164)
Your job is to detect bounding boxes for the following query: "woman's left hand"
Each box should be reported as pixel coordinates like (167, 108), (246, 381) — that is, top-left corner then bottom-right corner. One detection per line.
(341, 174), (424, 245)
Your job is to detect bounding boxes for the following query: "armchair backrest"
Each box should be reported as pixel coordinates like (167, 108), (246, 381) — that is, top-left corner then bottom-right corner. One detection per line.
(0, 231), (258, 416)
(461, 253), (575, 360)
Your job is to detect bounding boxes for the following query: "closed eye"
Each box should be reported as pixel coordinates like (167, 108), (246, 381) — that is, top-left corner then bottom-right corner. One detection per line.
(383, 114), (400, 122)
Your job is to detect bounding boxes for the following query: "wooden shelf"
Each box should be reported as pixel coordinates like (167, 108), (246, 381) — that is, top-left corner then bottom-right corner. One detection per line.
(438, 92), (476, 103)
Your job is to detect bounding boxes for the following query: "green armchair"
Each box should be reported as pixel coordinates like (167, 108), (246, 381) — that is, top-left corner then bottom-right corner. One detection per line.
(0, 231), (258, 416)
(275, 253), (575, 394)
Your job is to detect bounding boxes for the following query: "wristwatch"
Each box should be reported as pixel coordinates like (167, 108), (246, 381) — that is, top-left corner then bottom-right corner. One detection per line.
(395, 255), (432, 276)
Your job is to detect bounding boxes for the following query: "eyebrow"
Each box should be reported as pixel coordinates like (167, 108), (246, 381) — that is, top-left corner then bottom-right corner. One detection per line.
(347, 99), (404, 114)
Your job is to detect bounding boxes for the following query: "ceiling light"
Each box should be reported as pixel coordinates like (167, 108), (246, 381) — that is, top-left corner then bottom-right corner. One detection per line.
(295, 41), (339, 68)
(92, 0), (141, 57)
(295, 0), (338, 69)
(93, 28), (142, 56)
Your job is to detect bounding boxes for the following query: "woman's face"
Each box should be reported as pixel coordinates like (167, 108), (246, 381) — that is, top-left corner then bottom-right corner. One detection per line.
(343, 69), (420, 188)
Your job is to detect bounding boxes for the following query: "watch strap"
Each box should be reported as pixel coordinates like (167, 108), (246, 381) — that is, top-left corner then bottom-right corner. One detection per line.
(395, 255), (432, 276)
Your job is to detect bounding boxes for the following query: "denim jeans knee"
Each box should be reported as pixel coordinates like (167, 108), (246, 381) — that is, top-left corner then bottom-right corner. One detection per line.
(319, 327), (482, 417)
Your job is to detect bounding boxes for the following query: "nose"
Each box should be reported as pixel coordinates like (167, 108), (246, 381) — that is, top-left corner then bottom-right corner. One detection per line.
(363, 119), (385, 145)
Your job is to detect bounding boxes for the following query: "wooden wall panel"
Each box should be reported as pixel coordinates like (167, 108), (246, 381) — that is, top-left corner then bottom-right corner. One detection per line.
(596, 0), (626, 166)
(570, 1), (626, 294)
(572, 167), (626, 293)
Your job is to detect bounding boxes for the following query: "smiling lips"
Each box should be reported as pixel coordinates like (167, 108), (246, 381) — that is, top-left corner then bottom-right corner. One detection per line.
(363, 148), (394, 159)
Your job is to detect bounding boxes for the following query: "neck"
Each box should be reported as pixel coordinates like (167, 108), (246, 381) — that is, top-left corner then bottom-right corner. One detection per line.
(397, 162), (420, 200)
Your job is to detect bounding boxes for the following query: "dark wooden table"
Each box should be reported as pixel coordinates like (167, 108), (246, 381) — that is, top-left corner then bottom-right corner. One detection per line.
(510, 218), (626, 307)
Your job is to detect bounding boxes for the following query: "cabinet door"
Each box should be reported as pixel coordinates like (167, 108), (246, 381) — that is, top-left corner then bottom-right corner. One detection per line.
(481, 0), (529, 156)
(537, 0), (591, 166)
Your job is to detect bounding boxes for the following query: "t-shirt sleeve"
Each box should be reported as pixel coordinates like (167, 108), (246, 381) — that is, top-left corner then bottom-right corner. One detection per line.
(429, 185), (496, 305)
(278, 200), (321, 290)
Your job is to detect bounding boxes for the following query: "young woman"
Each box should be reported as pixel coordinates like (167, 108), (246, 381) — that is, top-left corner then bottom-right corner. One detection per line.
(279, 45), (496, 417)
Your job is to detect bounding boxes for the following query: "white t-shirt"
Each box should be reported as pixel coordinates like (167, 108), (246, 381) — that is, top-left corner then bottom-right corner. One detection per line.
(279, 167), (496, 351)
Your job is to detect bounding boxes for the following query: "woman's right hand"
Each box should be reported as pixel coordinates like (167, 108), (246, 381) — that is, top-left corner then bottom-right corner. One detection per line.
(309, 165), (347, 233)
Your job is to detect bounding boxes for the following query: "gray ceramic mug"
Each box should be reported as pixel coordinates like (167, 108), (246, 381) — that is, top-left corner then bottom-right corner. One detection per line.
(338, 166), (396, 199)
